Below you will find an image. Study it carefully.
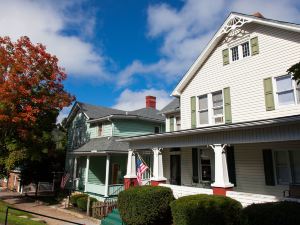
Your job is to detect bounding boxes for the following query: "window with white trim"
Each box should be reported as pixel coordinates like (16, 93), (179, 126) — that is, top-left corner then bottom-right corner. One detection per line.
(275, 75), (299, 106)
(242, 42), (250, 58)
(198, 90), (224, 126)
(198, 95), (209, 125)
(274, 150), (300, 185)
(212, 91), (224, 124)
(231, 46), (239, 61)
(230, 41), (251, 62)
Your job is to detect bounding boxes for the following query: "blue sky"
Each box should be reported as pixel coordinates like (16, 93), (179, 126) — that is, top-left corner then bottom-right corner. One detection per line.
(0, 0), (299, 121)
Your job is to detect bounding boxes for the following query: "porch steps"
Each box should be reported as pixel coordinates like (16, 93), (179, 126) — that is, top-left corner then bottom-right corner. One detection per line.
(101, 209), (124, 225)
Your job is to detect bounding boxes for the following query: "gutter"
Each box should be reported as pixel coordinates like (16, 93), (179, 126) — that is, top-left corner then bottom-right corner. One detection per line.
(118, 115), (300, 142)
(87, 114), (164, 123)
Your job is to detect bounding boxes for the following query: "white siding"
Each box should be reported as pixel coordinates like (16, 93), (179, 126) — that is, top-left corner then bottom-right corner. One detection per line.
(234, 141), (300, 197)
(181, 23), (300, 129)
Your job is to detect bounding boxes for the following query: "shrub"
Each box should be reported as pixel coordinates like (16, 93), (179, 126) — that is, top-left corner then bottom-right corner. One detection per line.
(170, 194), (242, 225)
(242, 201), (300, 225)
(76, 196), (98, 211)
(118, 186), (174, 225)
(70, 193), (88, 206)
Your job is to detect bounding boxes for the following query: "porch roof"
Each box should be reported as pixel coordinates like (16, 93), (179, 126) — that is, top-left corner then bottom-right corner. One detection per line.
(69, 137), (129, 155)
(118, 115), (300, 149)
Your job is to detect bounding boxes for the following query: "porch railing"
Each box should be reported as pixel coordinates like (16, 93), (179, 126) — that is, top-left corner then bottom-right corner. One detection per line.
(108, 184), (124, 196)
(159, 183), (213, 199)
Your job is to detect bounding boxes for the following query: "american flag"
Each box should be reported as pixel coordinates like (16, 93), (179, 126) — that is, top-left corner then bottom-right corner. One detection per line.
(60, 172), (70, 189)
(136, 157), (148, 185)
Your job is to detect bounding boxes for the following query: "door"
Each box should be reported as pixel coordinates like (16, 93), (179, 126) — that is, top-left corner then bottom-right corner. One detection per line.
(170, 155), (181, 185)
(112, 164), (120, 184)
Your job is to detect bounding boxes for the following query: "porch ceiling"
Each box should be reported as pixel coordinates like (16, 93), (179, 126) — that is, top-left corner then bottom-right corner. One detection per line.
(118, 115), (300, 149)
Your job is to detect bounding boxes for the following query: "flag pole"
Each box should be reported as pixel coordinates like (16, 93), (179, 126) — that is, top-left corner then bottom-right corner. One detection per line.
(136, 152), (152, 177)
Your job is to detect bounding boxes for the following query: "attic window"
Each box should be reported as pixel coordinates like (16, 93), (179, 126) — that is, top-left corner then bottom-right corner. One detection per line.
(231, 46), (239, 61)
(98, 124), (103, 136)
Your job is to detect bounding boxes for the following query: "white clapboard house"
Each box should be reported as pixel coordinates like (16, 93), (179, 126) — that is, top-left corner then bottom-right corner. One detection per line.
(120, 12), (300, 206)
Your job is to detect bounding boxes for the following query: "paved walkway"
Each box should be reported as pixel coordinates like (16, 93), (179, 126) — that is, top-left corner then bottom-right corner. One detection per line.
(0, 191), (99, 225)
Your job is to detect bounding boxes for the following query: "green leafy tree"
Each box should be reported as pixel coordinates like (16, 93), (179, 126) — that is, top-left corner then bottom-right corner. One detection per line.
(287, 61), (300, 84)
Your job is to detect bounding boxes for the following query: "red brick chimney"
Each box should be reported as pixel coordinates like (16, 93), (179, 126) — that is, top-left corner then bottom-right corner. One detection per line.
(252, 12), (264, 18)
(146, 96), (156, 109)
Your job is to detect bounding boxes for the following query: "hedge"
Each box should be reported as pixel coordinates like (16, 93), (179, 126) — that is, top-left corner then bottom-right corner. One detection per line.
(118, 186), (174, 225)
(70, 193), (88, 206)
(77, 196), (98, 211)
(242, 201), (300, 225)
(170, 194), (242, 225)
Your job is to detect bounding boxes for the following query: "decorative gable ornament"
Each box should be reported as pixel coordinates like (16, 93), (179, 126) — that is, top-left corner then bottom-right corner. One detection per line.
(218, 16), (252, 37)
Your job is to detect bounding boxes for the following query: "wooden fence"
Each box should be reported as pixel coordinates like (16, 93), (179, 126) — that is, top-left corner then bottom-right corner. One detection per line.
(92, 199), (118, 219)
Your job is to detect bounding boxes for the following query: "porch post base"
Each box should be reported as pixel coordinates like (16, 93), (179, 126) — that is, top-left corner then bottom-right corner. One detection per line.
(212, 187), (233, 196)
(150, 180), (166, 186)
(124, 178), (138, 189)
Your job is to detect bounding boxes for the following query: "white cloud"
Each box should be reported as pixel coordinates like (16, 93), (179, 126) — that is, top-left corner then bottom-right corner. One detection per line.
(117, 0), (300, 87)
(0, 0), (108, 79)
(113, 89), (172, 111)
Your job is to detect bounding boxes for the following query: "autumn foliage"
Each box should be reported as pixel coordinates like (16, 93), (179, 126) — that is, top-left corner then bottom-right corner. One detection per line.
(0, 36), (73, 173)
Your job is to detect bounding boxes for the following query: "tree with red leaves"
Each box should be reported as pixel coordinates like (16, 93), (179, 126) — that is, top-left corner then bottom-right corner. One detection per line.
(0, 36), (74, 176)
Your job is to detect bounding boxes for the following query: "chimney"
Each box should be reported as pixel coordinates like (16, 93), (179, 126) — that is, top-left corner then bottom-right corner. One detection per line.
(146, 96), (156, 109)
(252, 12), (264, 18)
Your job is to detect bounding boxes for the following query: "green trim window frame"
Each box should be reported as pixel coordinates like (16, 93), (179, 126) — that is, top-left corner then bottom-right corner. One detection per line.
(274, 74), (300, 107)
(198, 90), (224, 126)
(273, 150), (300, 185)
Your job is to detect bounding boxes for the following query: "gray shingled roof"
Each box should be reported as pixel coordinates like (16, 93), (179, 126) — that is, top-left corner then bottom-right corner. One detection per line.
(72, 137), (129, 152)
(77, 101), (164, 122)
(78, 102), (126, 119)
(160, 98), (180, 114)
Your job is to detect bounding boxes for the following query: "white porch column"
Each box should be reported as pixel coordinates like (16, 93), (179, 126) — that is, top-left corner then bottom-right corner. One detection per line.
(124, 149), (137, 178)
(84, 156), (90, 192)
(210, 144), (233, 194)
(104, 154), (110, 197)
(151, 148), (167, 185)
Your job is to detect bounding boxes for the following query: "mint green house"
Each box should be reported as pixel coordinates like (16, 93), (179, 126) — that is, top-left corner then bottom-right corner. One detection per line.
(65, 96), (164, 200)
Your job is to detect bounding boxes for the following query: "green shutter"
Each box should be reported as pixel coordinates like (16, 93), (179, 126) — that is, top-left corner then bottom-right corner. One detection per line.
(192, 148), (199, 183)
(262, 149), (275, 186)
(251, 37), (259, 55)
(263, 77), (275, 111)
(170, 116), (174, 132)
(226, 146), (236, 186)
(223, 87), (232, 124)
(191, 96), (196, 128)
(222, 49), (229, 65)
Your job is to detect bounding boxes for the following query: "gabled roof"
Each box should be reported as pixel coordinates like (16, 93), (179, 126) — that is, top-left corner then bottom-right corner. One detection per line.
(160, 98), (180, 114)
(172, 12), (300, 96)
(66, 101), (164, 126)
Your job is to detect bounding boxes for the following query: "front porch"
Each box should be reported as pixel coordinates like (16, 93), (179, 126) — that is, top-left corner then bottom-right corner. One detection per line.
(70, 153), (127, 200)
(121, 115), (300, 205)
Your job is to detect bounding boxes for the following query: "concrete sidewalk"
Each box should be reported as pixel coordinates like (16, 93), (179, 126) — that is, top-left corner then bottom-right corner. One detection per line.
(0, 191), (99, 225)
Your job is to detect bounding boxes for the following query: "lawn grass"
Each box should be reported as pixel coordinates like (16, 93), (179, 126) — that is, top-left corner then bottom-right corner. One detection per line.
(0, 200), (45, 225)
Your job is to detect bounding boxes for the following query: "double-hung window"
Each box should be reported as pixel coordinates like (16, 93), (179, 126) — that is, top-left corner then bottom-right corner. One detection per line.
(275, 75), (299, 106)
(199, 95), (209, 125)
(274, 150), (300, 184)
(198, 90), (224, 126)
(212, 91), (224, 124)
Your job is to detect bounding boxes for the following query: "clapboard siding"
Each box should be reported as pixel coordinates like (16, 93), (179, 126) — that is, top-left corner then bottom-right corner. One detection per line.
(88, 156), (106, 185)
(181, 23), (300, 129)
(234, 141), (300, 197)
(113, 120), (161, 137)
